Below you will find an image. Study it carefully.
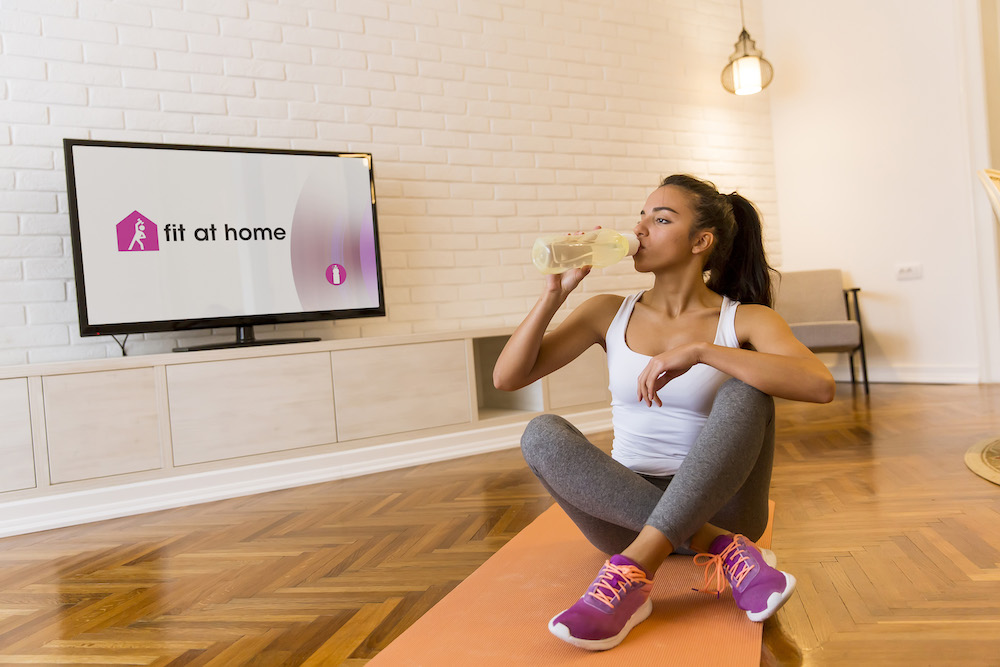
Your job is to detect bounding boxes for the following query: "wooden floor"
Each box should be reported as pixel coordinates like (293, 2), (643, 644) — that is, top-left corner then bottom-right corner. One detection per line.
(0, 383), (999, 665)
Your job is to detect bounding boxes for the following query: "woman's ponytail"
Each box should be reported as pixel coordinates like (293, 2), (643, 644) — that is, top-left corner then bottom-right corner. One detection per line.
(660, 174), (776, 307)
(706, 192), (775, 307)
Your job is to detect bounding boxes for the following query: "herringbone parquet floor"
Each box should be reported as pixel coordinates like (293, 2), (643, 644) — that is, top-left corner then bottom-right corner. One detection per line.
(0, 383), (998, 665)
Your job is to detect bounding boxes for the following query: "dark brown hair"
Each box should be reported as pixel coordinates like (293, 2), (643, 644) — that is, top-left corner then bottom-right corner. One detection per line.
(660, 174), (776, 307)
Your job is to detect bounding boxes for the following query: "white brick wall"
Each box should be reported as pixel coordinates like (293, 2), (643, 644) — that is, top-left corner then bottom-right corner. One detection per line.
(0, 0), (780, 364)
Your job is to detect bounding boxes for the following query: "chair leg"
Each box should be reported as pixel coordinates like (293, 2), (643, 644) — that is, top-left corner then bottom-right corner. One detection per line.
(849, 352), (857, 387)
(847, 287), (870, 395)
(858, 342), (870, 395)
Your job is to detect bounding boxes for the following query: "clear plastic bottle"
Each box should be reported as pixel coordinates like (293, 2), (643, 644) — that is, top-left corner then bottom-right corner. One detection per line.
(531, 229), (640, 274)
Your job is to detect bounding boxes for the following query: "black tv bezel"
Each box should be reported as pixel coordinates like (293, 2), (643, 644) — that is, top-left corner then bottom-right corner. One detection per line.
(63, 138), (386, 338)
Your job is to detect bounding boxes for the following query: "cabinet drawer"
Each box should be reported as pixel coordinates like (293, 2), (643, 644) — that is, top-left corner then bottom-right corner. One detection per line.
(0, 378), (35, 492)
(332, 340), (470, 441)
(168, 353), (336, 466)
(547, 344), (610, 410)
(43, 369), (162, 483)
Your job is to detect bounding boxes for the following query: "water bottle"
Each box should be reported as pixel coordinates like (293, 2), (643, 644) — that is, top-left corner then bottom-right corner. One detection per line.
(531, 229), (640, 274)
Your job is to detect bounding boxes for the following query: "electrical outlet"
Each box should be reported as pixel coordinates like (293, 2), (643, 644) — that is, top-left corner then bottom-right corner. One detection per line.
(895, 262), (923, 281)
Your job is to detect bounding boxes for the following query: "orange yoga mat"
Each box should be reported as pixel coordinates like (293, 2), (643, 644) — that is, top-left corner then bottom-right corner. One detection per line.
(370, 502), (774, 666)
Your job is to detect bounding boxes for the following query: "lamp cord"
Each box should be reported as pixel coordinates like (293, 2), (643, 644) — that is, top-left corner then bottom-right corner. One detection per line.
(739, 0), (746, 29)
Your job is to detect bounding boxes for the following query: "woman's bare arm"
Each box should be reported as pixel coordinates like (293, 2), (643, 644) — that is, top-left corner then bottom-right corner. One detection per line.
(493, 269), (620, 392)
(636, 305), (836, 405)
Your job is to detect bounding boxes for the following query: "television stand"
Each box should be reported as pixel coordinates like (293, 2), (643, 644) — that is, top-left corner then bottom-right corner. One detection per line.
(173, 325), (319, 352)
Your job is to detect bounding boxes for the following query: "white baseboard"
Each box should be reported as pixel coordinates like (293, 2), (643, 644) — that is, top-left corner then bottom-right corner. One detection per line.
(0, 408), (612, 539)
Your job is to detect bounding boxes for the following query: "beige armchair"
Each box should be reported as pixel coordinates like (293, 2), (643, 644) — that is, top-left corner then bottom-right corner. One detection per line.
(773, 269), (869, 394)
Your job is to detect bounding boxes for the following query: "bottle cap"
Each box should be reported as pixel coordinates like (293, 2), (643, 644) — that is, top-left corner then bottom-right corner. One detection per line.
(621, 232), (640, 256)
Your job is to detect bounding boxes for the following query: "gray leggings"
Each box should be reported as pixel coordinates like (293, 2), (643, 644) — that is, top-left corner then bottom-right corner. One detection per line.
(520, 378), (775, 555)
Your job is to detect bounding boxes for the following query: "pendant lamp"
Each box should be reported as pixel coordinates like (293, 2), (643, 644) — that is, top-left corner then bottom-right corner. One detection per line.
(721, 0), (773, 95)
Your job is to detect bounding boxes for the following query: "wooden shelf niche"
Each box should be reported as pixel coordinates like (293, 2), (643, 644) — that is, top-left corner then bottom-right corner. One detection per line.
(473, 335), (545, 421)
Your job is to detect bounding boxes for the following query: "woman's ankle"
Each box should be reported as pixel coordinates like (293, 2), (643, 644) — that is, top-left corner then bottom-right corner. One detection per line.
(620, 526), (675, 575)
(689, 524), (731, 553)
(616, 551), (657, 577)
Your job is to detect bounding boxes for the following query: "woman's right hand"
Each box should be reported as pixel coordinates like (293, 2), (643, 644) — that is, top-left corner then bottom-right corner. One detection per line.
(545, 266), (591, 298)
(542, 226), (598, 297)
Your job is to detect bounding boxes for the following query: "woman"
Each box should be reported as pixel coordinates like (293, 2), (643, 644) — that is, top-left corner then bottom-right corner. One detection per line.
(493, 175), (835, 651)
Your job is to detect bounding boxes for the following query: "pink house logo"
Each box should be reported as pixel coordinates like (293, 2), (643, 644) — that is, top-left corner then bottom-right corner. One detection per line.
(116, 211), (159, 252)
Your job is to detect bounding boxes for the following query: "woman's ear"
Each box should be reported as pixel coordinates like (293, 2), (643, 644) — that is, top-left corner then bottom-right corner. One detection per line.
(691, 230), (714, 255)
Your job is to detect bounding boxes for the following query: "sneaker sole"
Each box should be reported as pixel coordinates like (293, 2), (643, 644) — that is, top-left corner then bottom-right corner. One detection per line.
(745, 572), (796, 623)
(548, 597), (653, 651)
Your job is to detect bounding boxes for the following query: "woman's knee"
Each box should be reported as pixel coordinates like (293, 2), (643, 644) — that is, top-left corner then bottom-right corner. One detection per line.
(520, 413), (580, 469)
(715, 378), (774, 421)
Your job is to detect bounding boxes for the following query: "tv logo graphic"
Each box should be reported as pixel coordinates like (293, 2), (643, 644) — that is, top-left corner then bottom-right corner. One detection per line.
(326, 263), (346, 286)
(116, 211), (159, 252)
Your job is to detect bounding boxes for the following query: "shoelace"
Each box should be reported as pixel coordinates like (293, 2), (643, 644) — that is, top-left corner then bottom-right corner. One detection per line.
(586, 560), (652, 610)
(692, 535), (756, 597)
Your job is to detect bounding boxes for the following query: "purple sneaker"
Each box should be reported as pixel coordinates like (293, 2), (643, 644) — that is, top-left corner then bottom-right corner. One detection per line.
(695, 534), (796, 622)
(548, 554), (653, 651)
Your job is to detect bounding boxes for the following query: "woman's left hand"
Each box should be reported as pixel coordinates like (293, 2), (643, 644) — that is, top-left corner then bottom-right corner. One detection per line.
(636, 343), (704, 407)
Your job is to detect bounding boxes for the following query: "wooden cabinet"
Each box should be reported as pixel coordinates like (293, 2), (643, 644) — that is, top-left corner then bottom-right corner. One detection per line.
(332, 340), (471, 441)
(42, 368), (162, 484)
(167, 353), (337, 466)
(0, 328), (612, 536)
(547, 344), (610, 410)
(0, 378), (35, 492)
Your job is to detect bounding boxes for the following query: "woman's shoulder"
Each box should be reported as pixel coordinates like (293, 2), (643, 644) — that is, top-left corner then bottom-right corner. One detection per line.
(733, 302), (780, 318)
(584, 292), (629, 308)
(733, 303), (789, 343)
(578, 293), (627, 317)
(573, 293), (628, 336)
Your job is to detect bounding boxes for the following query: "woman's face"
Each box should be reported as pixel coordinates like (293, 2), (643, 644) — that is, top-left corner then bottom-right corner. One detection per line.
(632, 185), (709, 272)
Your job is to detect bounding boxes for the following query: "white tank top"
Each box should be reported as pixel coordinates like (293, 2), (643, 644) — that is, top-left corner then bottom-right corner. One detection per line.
(606, 291), (742, 476)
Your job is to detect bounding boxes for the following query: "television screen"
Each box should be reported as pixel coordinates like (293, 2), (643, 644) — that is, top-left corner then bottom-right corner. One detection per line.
(63, 139), (385, 346)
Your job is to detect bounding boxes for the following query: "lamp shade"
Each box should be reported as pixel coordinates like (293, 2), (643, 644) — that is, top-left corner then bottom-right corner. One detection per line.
(721, 29), (773, 95)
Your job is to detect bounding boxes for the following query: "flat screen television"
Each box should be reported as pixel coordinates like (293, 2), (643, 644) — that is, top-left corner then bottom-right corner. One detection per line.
(63, 139), (385, 352)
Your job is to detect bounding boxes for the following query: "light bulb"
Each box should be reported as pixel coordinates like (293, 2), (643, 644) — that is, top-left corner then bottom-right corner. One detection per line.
(734, 56), (763, 95)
